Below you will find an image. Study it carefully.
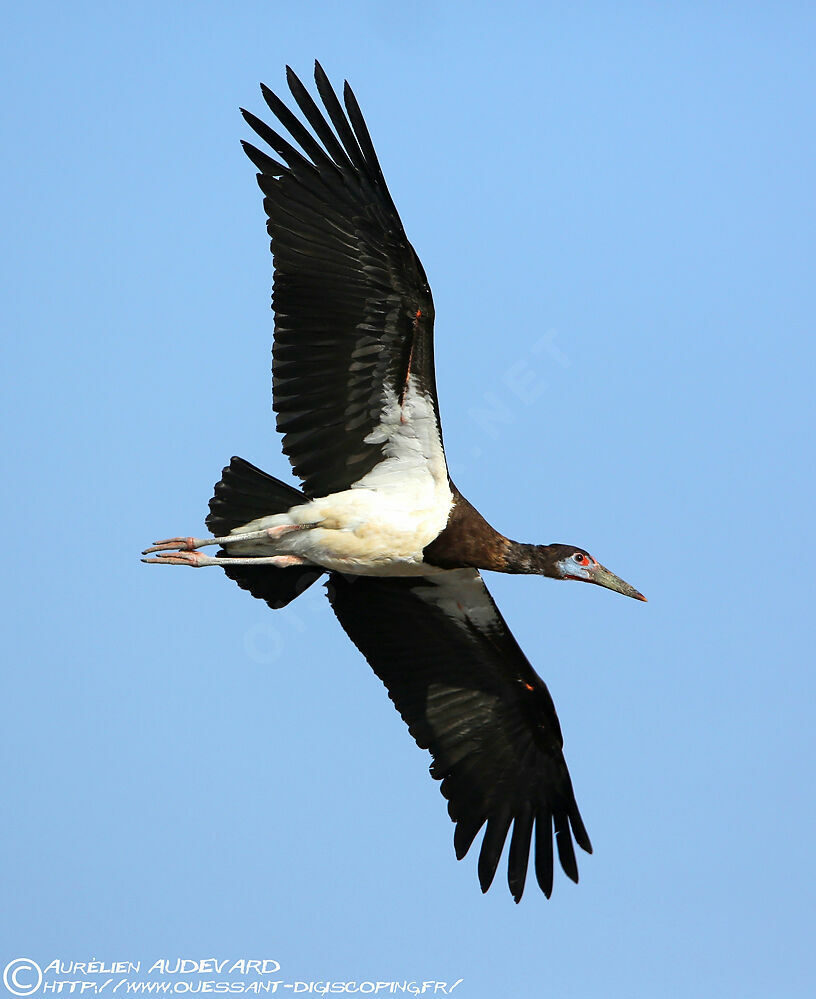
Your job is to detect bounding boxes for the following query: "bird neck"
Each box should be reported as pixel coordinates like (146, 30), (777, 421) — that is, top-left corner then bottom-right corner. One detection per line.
(503, 541), (562, 578)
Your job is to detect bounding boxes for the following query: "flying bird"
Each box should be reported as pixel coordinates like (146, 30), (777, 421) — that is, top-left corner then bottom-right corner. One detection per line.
(143, 62), (646, 902)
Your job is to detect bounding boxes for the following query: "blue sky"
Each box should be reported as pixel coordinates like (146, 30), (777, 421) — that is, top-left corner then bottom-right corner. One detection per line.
(2, 2), (814, 997)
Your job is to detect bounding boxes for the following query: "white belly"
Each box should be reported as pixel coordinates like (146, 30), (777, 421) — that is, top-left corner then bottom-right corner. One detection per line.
(226, 377), (453, 575)
(228, 486), (451, 575)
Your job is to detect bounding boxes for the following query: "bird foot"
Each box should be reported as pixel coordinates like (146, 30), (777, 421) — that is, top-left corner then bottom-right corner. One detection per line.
(143, 536), (201, 553)
(142, 550), (216, 567)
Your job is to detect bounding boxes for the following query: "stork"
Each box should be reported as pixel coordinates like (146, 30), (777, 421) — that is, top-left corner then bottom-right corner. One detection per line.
(144, 62), (645, 901)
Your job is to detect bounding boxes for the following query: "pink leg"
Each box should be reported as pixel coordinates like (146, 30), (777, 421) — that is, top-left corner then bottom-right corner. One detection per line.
(142, 523), (311, 555)
(142, 552), (308, 568)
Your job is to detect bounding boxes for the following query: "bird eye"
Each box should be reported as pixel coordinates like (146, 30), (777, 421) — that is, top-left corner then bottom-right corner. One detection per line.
(573, 553), (586, 564)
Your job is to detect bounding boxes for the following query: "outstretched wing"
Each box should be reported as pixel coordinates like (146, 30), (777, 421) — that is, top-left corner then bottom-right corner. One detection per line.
(242, 62), (442, 499)
(326, 569), (592, 902)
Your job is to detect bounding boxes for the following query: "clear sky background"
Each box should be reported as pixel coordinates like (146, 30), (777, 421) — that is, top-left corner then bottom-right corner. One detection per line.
(2, 2), (814, 997)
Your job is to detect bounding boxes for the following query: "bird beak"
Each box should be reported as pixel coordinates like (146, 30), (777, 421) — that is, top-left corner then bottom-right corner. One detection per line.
(590, 563), (647, 602)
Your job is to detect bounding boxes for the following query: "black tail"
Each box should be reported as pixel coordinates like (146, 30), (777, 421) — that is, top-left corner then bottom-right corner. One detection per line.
(206, 456), (324, 609)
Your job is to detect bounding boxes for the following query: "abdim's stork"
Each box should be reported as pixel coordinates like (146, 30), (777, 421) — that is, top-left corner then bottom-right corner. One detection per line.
(144, 62), (646, 902)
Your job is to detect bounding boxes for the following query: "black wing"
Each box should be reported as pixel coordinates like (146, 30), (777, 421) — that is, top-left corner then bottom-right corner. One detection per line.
(242, 62), (441, 498)
(326, 569), (592, 902)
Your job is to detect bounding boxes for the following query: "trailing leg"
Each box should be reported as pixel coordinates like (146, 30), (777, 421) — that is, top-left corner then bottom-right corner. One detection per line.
(142, 522), (309, 555)
(142, 551), (308, 568)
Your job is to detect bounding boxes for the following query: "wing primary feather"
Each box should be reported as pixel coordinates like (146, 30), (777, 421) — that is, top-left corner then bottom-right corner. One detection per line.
(554, 809), (579, 883)
(285, 65), (354, 169)
(342, 80), (399, 216)
(312, 61), (368, 174)
(453, 814), (486, 861)
(240, 109), (316, 176)
(478, 807), (513, 894)
(260, 83), (328, 166)
(568, 799), (593, 854)
(507, 805), (534, 903)
(534, 810), (555, 898)
(240, 139), (285, 176)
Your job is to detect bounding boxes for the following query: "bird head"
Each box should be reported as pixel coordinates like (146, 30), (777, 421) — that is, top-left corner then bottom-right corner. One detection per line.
(548, 544), (646, 601)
